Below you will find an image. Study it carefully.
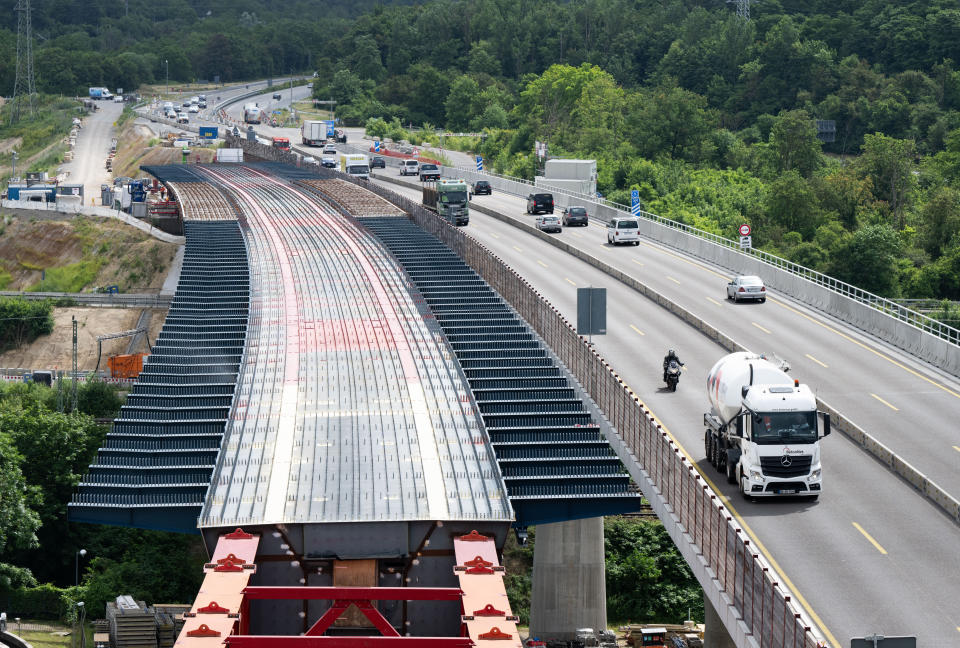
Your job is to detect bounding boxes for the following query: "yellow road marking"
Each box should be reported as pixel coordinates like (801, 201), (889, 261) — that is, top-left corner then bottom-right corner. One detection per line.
(490, 232), (500, 239)
(870, 393), (899, 411)
(852, 522), (888, 555)
(706, 297), (723, 306)
(571, 231), (583, 238)
(630, 325), (645, 336)
(667, 276), (681, 284)
(631, 260), (645, 268)
(772, 300), (960, 400)
(537, 259), (548, 268)
(806, 354), (828, 368)
(953, 446), (960, 453)
(752, 322), (772, 334)
(512, 245), (523, 252)
(565, 278), (577, 286)
(637, 404), (840, 648)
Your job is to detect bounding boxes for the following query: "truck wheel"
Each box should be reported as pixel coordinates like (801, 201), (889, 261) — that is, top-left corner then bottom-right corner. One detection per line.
(726, 458), (737, 484)
(704, 431), (711, 460)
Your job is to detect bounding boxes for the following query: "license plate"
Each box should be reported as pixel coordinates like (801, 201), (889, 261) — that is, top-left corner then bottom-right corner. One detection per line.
(779, 489), (797, 494)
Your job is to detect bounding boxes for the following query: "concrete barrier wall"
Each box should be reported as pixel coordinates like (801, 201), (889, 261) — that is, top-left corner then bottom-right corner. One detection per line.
(441, 166), (960, 376)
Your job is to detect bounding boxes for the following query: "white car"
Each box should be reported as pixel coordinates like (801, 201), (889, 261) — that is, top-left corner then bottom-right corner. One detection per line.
(322, 146), (337, 155)
(303, 156), (317, 164)
(726, 275), (767, 303)
(400, 159), (420, 176)
(176, 112), (190, 123)
(188, 104), (200, 113)
(606, 216), (640, 245)
(535, 215), (562, 233)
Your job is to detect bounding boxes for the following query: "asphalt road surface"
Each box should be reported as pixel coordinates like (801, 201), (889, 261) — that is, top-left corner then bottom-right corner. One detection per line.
(61, 100), (123, 203)
(371, 174), (960, 648)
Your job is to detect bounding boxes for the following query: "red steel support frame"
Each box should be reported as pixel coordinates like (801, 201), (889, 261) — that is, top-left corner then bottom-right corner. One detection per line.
(227, 586), (473, 648)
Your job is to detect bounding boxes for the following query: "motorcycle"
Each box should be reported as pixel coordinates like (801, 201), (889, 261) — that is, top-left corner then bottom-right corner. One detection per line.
(664, 359), (681, 391)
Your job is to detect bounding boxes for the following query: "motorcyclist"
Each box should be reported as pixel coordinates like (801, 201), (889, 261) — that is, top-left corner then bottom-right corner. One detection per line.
(663, 349), (684, 382)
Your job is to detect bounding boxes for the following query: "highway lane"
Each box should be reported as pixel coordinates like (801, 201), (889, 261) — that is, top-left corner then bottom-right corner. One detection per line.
(371, 173), (960, 502)
(371, 175), (960, 647)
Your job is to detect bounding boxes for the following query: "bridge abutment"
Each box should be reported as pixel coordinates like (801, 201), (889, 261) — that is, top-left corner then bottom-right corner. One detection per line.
(529, 517), (606, 640)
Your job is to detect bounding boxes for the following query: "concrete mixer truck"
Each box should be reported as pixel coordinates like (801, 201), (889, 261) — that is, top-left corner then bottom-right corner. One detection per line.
(703, 352), (830, 500)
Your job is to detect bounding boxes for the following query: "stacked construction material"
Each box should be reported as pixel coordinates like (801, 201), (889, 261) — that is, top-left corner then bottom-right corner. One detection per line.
(153, 605), (191, 647)
(106, 596), (157, 648)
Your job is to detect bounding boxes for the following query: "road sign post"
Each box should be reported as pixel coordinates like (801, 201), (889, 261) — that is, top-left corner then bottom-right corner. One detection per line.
(476, 156), (483, 171)
(738, 223), (751, 237)
(739, 235), (752, 250)
(850, 636), (915, 648)
(576, 287), (607, 344)
(630, 190), (640, 217)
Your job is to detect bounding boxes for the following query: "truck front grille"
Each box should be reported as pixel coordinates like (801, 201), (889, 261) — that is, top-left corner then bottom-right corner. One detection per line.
(760, 454), (812, 478)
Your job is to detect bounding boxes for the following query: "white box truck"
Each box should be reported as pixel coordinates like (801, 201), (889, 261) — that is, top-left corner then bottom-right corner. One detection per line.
(302, 120), (326, 146)
(339, 154), (370, 180)
(703, 352), (830, 500)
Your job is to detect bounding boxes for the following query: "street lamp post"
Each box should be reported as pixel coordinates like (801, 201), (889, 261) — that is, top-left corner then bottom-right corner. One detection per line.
(75, 548), (87, 586)
(11, 151), (17, 181)
(76, 602), (86, 648)
(165, 60), (169, 95)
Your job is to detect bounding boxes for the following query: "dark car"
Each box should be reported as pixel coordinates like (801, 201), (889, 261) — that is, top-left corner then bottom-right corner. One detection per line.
(419, 163), (441, 181)
(471, 180), (492, 196)
(371, 156), (386, 169)
(272, 93), (282, 100)
(526, 192), (554, 214)
(562, 205), (588, 226)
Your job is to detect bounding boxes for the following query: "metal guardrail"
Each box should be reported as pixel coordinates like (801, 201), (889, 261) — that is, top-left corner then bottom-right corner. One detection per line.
(441, 164), (960, 375)
(0, 291), (172, 308)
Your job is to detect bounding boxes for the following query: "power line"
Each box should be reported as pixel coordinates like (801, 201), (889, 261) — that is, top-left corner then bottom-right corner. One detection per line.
(727, 0), (753, 20)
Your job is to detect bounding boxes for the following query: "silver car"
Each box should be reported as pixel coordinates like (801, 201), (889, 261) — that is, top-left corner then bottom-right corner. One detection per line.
(726, 275), (766, 303)
(536, 214), (562, 233)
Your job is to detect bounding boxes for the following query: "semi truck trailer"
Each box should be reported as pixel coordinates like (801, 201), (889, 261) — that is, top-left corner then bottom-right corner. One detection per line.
(243, 103), (262, 124)
(703, 352), (830, 500)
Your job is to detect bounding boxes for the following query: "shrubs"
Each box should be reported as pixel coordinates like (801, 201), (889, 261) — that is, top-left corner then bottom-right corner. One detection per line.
(0, 298), (54, 351)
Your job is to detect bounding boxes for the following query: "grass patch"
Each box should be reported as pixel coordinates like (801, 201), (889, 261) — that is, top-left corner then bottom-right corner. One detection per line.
(28, 143), (70, 176)
(115, 105), (137, 128)
(28, 259), (103, 292)
(0, 95), (80, 162)
(17, 619), (94, 648)
(0, 269), (12, 289)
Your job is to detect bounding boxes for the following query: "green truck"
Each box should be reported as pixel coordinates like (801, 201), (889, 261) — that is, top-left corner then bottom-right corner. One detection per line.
(422, 178), (470, 226)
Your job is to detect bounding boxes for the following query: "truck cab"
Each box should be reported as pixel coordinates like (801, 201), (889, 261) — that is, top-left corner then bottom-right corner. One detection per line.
(272, 137), (291, 151)
(704, 352), (830, 500)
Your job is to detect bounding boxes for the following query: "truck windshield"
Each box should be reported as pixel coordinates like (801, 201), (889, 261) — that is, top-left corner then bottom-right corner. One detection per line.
(751, 412), (818, 444)
(440, 191), (467, 203)
(347, 165), (370, 175)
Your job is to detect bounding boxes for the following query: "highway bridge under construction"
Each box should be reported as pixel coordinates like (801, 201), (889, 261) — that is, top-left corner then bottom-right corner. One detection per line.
(69, 162), (646, 645)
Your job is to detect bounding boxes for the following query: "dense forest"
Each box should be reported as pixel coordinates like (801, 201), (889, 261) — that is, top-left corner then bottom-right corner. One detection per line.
(3, 0), (957, 301)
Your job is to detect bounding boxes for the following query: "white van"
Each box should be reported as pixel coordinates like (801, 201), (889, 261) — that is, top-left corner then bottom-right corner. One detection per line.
(607, 216), (640, 245)
(400, 159), (420, 176)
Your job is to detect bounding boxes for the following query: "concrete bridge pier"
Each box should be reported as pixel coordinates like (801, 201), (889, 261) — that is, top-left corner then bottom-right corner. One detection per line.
(703, 592), (736, 648)
(529, 517), (606, 641)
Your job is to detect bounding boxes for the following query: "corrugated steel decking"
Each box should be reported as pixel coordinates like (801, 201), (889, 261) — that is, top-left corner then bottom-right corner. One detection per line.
(69, 220), (249, 532)
(193, 165), (513, 527)
(354, 215), (644, 526)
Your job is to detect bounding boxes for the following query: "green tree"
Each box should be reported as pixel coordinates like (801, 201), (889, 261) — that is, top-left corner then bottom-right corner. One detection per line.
(0, 432), (40, 554)
(628, 84), (715, 161)
(605, 518), (702, 623)
(917, 186), (960, 259)
(856, 133), (917, 229)
(829, 224), (902, 295)
(764, 171), (821, 241)
(769, 109), (823, 178)
(445, 76), (480, 131)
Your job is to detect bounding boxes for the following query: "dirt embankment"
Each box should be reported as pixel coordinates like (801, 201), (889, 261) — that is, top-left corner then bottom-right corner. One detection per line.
(112, 119), (216, 180)
(0, 217), (178, 292)
(0, 306), (167, 372)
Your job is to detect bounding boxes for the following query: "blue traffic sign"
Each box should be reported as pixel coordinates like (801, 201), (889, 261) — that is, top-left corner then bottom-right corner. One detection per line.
(476, 156), (484, 171)
(631, 190), (641, 217)
(198, 126), (218, 140)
